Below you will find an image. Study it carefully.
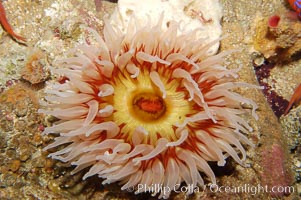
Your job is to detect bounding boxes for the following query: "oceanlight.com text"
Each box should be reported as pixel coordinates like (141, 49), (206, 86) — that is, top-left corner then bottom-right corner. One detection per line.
(132, 183), (295, 196)
(209, 184), (294, 195)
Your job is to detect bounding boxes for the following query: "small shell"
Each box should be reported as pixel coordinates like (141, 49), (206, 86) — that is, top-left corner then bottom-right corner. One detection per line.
(251, 52), (265, 67)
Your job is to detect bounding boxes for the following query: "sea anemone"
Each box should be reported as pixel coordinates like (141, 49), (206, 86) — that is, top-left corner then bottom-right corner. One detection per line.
(39, 16), (259, 199)
(268, 15), (281, 28)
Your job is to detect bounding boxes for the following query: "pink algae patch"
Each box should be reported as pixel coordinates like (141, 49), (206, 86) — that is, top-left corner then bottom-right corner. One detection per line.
(260, 143), (293, 197)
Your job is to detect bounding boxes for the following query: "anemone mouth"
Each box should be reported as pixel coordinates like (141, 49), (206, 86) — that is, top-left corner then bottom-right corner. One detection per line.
(131, 92), (166, 120)
(39, 16), (260, 199)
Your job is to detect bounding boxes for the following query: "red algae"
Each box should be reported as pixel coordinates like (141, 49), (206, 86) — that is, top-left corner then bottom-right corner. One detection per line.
(254, 62), (289, 117)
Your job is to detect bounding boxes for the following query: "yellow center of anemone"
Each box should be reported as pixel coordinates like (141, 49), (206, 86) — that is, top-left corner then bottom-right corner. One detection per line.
(112, 70), (193, 144)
